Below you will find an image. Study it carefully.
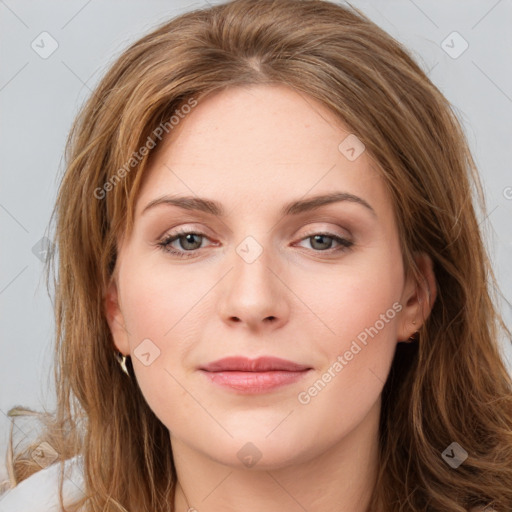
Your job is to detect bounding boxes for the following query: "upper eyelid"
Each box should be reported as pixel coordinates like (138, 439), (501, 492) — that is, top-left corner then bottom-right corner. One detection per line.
(162, 222), (351, 235)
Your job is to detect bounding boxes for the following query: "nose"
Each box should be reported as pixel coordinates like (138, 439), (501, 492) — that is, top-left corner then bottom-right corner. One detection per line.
(216, 241), (290, 332)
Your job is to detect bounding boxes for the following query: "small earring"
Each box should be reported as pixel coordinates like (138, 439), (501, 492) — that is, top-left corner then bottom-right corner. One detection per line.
(115, 351), (130, 376)
(408, 330), (419, 342)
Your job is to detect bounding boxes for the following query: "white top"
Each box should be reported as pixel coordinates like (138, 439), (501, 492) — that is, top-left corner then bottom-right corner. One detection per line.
(0, 456), (85, 512)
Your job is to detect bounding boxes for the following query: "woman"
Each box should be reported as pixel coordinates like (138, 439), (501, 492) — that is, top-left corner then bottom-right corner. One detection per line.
(1, 0), (510, 511)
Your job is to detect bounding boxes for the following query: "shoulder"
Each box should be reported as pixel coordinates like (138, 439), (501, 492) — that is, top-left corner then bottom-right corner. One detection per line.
(0, 455), (84, 512)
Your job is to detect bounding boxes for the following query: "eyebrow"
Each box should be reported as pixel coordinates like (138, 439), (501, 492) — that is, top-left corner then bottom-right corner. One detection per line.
(141, 192), (376, 218)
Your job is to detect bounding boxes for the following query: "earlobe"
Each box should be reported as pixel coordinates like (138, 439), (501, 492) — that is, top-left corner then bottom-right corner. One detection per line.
(397, 252), (437, 342)
(104, 279), (130, 355)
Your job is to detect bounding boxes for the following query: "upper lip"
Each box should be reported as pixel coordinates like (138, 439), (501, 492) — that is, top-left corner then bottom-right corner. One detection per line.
(199, 356), (311, 372)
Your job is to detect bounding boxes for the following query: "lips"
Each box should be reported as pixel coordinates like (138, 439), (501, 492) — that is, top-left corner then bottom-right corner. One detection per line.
(198, 356), (312, 394)
(199, 356), (311, 372)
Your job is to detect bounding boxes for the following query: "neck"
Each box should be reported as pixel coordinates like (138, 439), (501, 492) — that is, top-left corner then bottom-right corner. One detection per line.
(172, 399), (381, 512)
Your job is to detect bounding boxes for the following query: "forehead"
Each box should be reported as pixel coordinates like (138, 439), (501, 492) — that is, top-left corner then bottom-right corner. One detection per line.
(135, 84), (389, 221)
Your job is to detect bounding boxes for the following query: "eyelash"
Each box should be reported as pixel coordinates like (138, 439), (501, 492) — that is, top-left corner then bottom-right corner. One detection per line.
(156, 228), (354, 259)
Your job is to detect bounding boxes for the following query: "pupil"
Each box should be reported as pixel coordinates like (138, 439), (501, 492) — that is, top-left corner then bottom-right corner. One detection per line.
(313, 235), (331, 250)
(183, 234), (200, 249)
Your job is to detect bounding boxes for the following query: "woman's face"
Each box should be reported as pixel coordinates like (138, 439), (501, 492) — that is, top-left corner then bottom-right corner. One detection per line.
(106, 84), (429, 469)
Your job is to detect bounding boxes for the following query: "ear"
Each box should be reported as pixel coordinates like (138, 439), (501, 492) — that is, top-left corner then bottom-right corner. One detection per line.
(104, 278), (130, 355)
(396, 252), (437, 342)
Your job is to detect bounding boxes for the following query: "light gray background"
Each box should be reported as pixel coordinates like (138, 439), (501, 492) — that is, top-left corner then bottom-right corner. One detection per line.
(1, 0), (511, 483)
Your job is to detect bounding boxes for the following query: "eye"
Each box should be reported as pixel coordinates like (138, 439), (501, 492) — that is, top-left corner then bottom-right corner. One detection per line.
(156, 229), (213, 258)
(155, 229), (354, 259)
(295, 232), (353, 253)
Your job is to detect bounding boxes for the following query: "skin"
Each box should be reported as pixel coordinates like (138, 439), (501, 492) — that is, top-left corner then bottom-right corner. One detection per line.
(105, 84), (436, 512)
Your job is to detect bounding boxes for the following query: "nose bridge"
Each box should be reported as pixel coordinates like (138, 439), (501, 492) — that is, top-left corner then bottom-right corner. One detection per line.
(217, 232), (289, 329)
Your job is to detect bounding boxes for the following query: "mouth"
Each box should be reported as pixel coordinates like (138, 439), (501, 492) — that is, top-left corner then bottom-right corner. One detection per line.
(198, 356), (312, 394)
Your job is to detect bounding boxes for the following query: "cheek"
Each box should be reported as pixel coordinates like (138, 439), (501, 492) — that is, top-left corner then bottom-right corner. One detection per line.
(121, 262), (200, 342)
(118, 261), (218, 414)
(118, 267), (185, 379)
(292, 285), (399, 446)
(294, 251), (402, 349)
(292, 248), (402, 405)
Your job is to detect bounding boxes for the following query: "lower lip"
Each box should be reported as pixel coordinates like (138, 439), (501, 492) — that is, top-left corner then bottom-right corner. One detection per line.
(199, 369), (311, 393)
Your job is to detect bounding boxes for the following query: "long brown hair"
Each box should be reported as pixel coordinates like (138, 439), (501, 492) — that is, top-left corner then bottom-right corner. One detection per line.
(3, 1), (511, 510)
